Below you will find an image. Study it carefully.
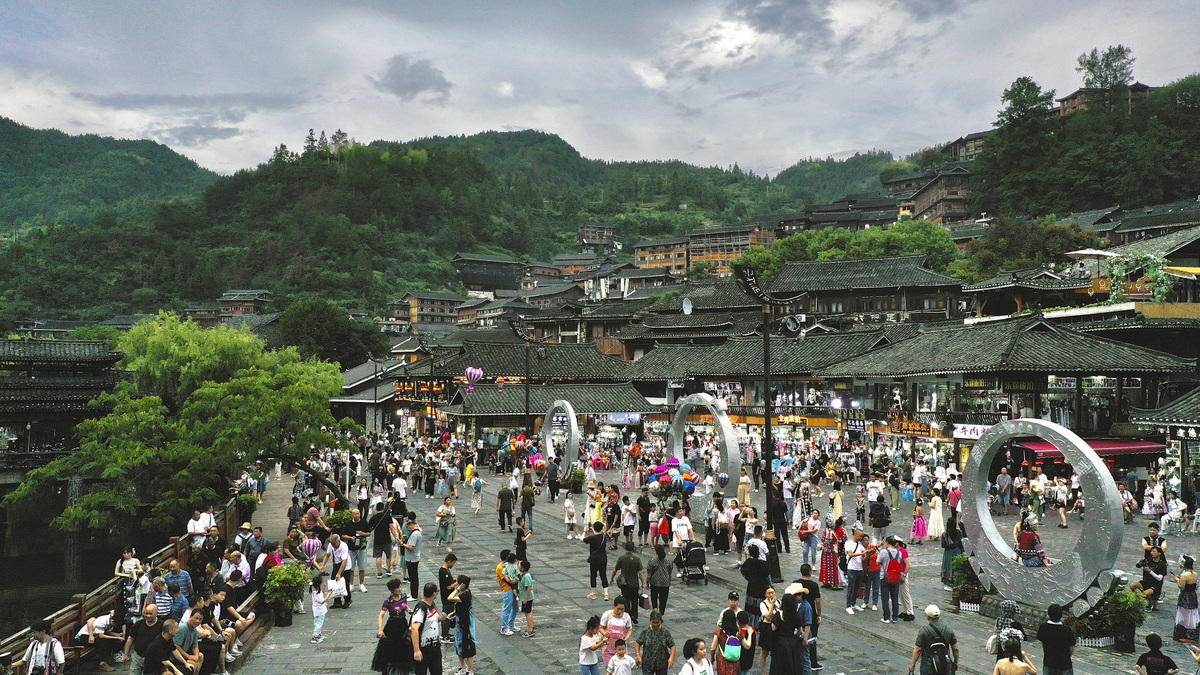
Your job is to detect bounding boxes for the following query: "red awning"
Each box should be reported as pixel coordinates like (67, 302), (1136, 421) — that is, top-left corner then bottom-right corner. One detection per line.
(1016, 439), (1166, 459)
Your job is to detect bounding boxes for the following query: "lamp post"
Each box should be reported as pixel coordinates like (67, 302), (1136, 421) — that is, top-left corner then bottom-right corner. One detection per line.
(416, 336), (442, 436)
(733, 263), (807, 584)
(508, 317), (548, 487)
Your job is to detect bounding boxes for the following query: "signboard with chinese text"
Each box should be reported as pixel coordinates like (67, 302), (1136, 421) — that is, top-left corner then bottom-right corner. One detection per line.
(953, 423), (992, 440)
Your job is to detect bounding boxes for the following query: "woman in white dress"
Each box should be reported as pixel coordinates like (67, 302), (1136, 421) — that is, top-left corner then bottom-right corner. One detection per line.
(926, 488), (945, 542)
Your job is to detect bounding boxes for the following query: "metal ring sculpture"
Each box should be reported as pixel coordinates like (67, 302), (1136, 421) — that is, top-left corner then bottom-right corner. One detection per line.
(540, 399), (580, 462)
(961, 418), (1124, 613)
(667, 393), (741, 474)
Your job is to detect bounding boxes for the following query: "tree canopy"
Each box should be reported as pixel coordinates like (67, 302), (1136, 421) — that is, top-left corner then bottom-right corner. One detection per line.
(1076, 45), (1135, 89)
(732, 218), (961, 278)
(1, 314), (357, 534)
(275, 297), (390, 368)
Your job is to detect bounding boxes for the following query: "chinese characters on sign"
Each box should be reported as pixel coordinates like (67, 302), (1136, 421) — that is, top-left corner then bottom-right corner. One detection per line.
(953, 423), (992, 440)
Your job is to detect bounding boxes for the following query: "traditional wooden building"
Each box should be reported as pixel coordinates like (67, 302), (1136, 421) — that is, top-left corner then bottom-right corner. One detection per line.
(453, 252), (522, 293)
(688, 224), (776, 276)
(963, 266), (1095, 317)
(633, 236), (689, 276)
(218, 289), (272, 320)
(768, 255), (962, 325)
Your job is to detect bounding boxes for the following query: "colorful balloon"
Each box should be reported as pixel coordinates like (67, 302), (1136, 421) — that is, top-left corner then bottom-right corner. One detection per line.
(465, 366), (483, 393)
(667, 457), (681, 467)
(683, 481), (696, 495)
(717, 473), (730, 488)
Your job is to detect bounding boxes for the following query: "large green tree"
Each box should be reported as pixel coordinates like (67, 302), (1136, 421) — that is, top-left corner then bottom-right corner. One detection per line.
(1076, 45), (1135, 89)
(276, 297), (390, 368)
(2, 314), (358, 534)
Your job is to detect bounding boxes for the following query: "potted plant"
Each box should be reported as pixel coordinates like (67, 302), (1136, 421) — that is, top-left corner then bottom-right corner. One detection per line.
(324, 509), (353, 534)
(562, 468), (587, 495)
(950, 554), (986, 611)
(236, 493), (259, 522)
(1092, 588), (1148, 653)
(263, 563), (311, 627)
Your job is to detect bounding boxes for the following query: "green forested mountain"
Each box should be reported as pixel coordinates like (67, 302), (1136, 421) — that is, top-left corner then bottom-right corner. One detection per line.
(0, 125), (897, 324)
(0, 117), (217, 236)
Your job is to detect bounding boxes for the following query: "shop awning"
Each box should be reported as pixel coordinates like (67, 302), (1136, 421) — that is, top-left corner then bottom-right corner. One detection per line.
(1017, 439), (1166, 459)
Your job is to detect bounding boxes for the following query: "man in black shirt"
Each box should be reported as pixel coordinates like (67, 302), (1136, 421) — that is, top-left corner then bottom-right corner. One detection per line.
(142, 618), (182, 675)
(124, 604), (161, 675)
(438, 554), (458, 643)
(497, 485), (515, 532)
(796, 564), (823, 671)
(1035, 603), (1076, 675)
(769, 494), (790, 553)
(547, 459), (561, 503)
(368, 502), (395, 579)
(636, 488), (653, 547)
(584, 522), (610, 601)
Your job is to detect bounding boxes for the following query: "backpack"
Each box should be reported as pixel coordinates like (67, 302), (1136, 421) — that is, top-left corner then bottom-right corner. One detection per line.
(884, 550), (904, 585)
(924, 625), (953, 674)
(721, 633), (742, 662)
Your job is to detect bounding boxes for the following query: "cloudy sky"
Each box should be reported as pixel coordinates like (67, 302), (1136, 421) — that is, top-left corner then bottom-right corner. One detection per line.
(2, 1), (1197, 176)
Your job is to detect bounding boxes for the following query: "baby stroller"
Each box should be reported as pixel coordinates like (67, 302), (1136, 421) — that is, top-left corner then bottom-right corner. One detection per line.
(682, 541), (709, 585)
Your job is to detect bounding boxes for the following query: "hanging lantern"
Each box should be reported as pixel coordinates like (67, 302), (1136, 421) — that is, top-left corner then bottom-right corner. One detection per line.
(1034, 459), (1045, 466)
(1054, 459), (1064, 465)
(465, 366), (483, 393)
(497, 377), (505, 394)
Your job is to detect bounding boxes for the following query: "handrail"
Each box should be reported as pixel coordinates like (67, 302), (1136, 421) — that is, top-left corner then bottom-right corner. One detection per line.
(0, 495), (240, 669)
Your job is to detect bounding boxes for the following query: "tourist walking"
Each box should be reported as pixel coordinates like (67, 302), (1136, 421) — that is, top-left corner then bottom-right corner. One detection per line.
(634, 611), (675, 675)
(678, 638), (713, 675)
(908, 605), (958, 675)
(447, 575), (476, 675)
(646, 545), (672, 616)
(926, 489), (945, 542)
(768, 585), (811, 675)
(599, 597), (633, 665)
(585, 522), (611, 601)
(1035, 602), (1076, 675)
(844, 527), (868, 613)
(409, 582), (442, 675)
(910, 499), (927, 543)
(1174, 554), (1199, 643)
(610, 542), (644, 625)
(435, 498), (456, 552)
(940, 514), (964, 591)
(820, 516), (847, 589)
(757, 586), (779, 673)
(579, 616), (606, 675)
(372, 578), (414, 674)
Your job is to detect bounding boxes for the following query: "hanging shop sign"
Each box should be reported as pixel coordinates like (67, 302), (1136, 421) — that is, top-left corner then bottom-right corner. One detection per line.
(551, 413), (570, 426)
(953, 423), (992, 440)
(667, 379), (686, 389)
(889, 416), (932, 437)
(962, 376), (999, 390)
(777, 414), (810, 427)
(603, 413), (642, 425)
(1003, 376), (1048, 394)
(839, 408), (868, 432)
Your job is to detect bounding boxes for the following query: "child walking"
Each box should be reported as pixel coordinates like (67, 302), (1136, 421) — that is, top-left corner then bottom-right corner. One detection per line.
(310, 575), (331, 643)
(910, 498), (927, 545)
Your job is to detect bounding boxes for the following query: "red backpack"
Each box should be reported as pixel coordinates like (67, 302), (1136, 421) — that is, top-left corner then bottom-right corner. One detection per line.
(884, 550), (904, 585)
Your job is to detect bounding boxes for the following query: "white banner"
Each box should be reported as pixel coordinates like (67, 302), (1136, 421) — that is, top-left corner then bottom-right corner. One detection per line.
(953, 423), (992, 440)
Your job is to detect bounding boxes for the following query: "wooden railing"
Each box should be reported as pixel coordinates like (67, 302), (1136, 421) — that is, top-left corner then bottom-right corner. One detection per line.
(0, 496), (242, 673)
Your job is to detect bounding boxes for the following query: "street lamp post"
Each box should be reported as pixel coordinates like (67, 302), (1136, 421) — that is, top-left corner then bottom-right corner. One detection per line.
(733, 263), (807, 584)
(508, 317), (548, 487)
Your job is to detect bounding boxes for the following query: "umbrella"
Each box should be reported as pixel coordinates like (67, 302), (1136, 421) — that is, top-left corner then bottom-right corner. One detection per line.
(1066, 248), (1117, 278)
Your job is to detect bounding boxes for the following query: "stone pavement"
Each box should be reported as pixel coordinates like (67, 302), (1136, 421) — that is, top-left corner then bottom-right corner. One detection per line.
(238, 467), (1199, 674)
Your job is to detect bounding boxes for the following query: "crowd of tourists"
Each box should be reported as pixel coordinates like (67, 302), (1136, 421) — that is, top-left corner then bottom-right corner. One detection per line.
(20, 423), (1200, 675)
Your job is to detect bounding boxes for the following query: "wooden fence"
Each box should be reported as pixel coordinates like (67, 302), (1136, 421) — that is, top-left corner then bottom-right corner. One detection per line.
(0, 496), (244, 673)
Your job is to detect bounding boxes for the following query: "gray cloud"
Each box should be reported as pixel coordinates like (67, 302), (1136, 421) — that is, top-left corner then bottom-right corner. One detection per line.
(73, 92), (303, 112)
(150, 122), (243, 148)
(724, 0), (835, 45)
(369, 54), (453, 103)
(895, 0), (977, 21)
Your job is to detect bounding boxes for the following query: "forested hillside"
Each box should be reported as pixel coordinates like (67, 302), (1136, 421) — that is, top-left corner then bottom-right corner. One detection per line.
(0, 117), (217, 237)
(0, 125), (897, 324)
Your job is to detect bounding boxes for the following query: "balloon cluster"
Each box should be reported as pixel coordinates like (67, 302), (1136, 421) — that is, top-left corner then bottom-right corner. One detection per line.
(649, 457), (700, 499)
(499, 434), (529, 459)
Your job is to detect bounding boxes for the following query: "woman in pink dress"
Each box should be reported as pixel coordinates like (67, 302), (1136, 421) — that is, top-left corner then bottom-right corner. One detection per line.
(599, 597), (633, 664)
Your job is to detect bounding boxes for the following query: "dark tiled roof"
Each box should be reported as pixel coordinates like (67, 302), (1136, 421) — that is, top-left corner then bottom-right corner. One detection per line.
(431, 328), (525, 348)
(0, 372), (128, 414)
(1113, 201), (1200, 233)
(444, 382), (655, 416)
(627, 284), (688, 300)
(1070, 317), (1200, 333)
(0, 340), (122, 363)
(615, 267), (674, 279)
(223, 312), (282, 331)
(640, 312), (743, 329)
(629, 331), (889, 380)
(1129, 385), (1200, 426)
(964, 267), (1090, 292)
(453, 252), (520, 264)
(817, 317), (1194, 378)
(689, 223), (758, 237)
(647, 281), (758, 313)
(1060, 206), (1120, 229)
(219, 289), (272, 302)
(403, 341), (633, 380)
(99, 314), (155, 328)
(769, 255), (962, 294)
(1106, 224), (1200, 257)
(581, 299), (655, 319)
(518, 283), (580, 298)
(949, 226), (989, 241)
(633, 236), (689, 248)
(340, 358), (409, 389)
(403, 291), (469, 302)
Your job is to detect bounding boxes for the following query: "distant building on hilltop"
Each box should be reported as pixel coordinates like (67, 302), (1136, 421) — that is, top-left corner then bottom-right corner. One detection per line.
(1057, 82), (1156, 116)
(219, 289), (272, 320)
(942, 130), (995, 162)
(577, 221), (618, 255)
(452, 252), (522, 295)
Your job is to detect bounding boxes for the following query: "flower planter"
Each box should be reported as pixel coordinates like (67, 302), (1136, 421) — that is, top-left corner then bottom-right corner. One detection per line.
(1077, 636), (1114, 648)
(958, 602), (981, 613)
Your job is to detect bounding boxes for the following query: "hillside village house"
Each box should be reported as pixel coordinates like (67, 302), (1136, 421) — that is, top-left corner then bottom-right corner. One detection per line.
(633, 236), (689, 276)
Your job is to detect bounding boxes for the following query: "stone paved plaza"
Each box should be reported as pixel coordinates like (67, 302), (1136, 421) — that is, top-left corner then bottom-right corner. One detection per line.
(239, 467), (1199, 675)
